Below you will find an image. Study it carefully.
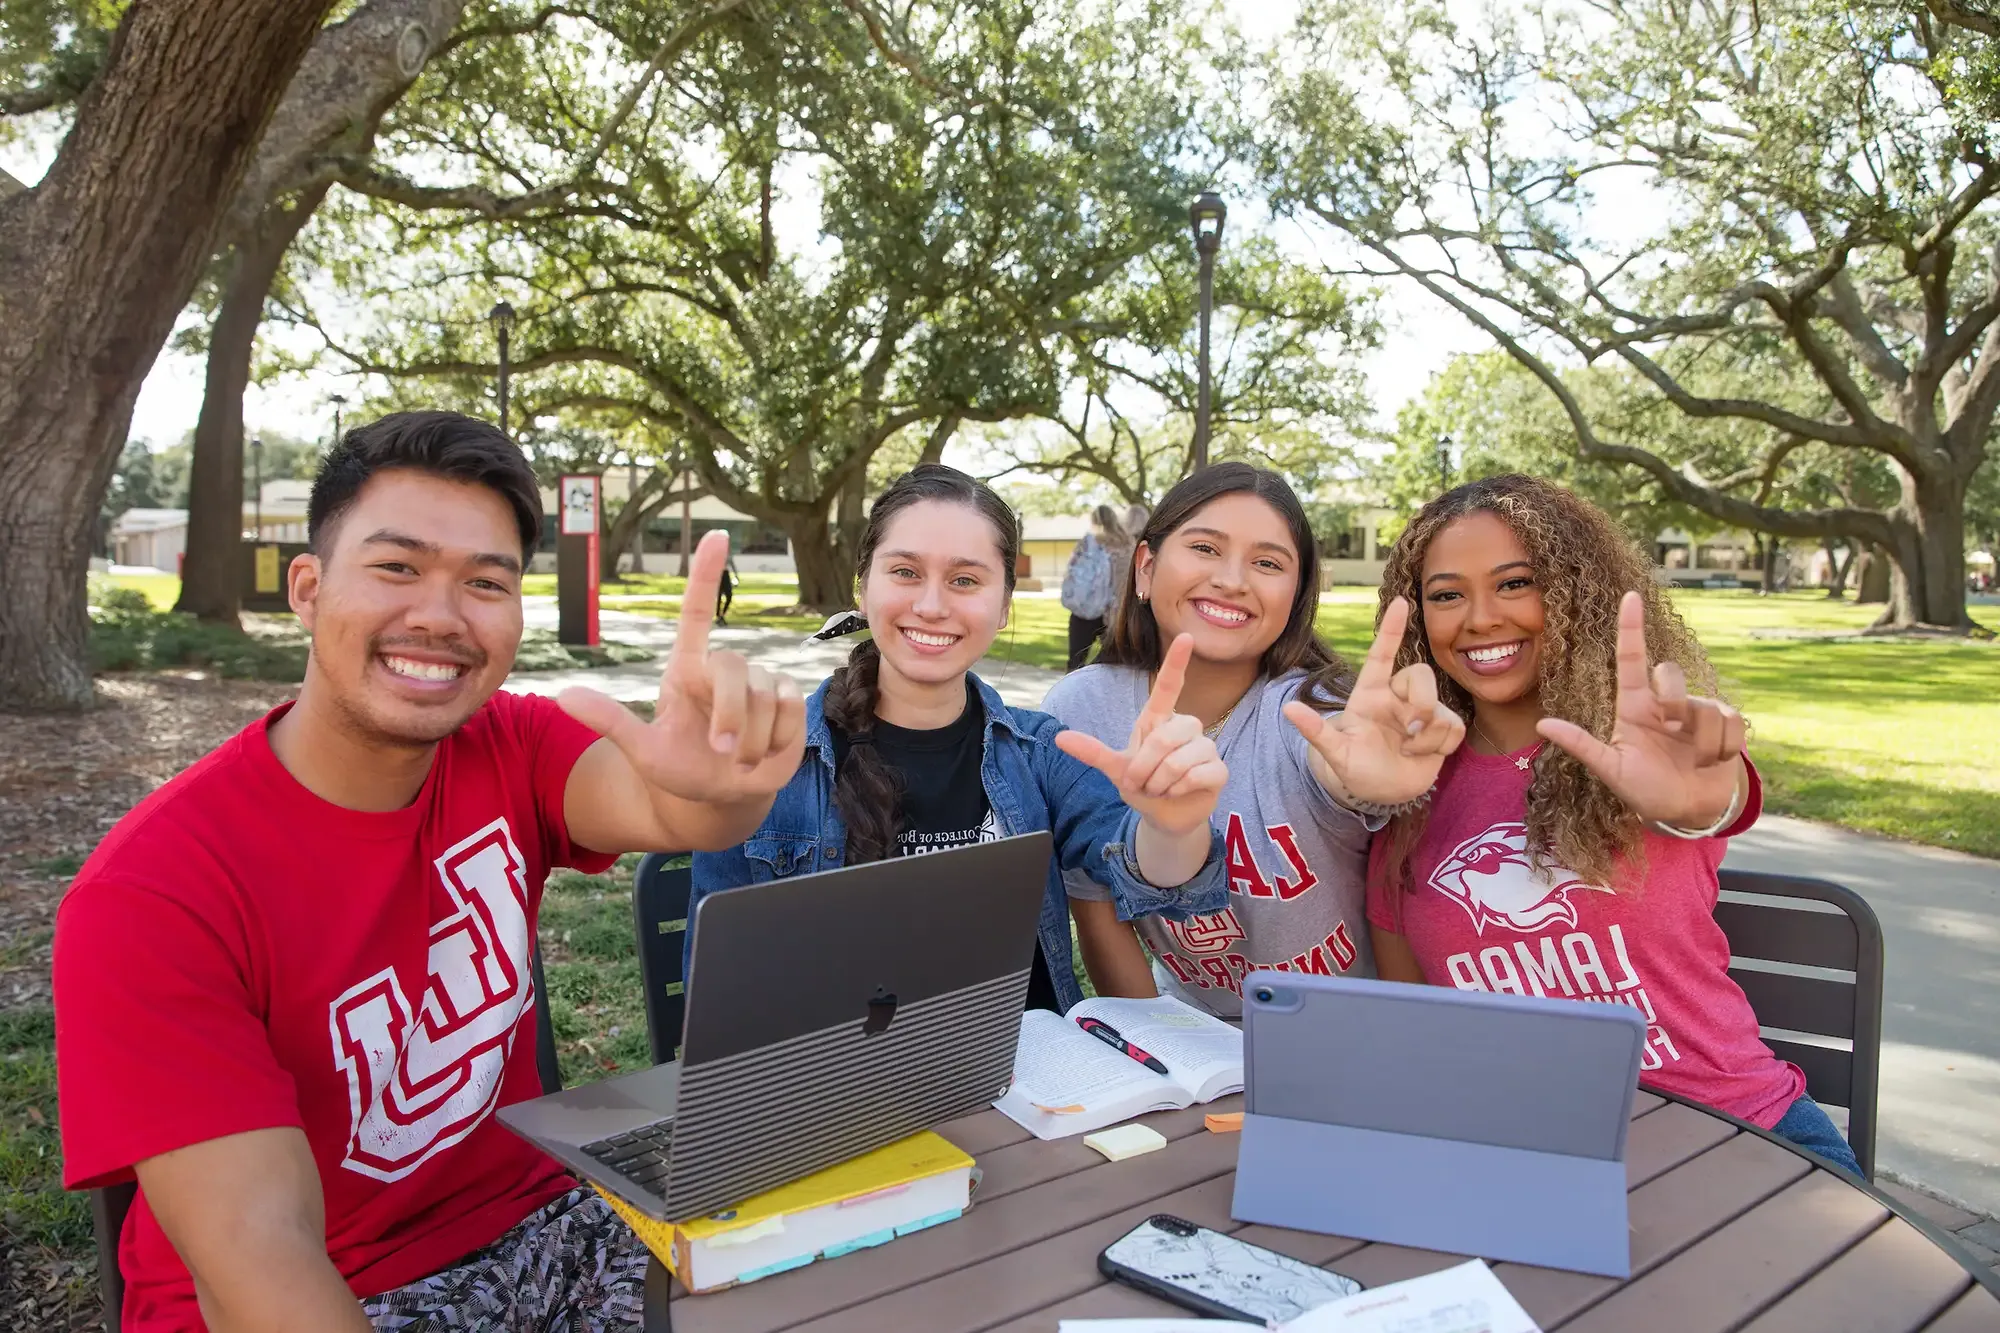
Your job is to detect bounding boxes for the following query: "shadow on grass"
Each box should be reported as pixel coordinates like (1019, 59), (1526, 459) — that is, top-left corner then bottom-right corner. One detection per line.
(1713, 638), (1999, 710)
(1756, 739), (2000, 860)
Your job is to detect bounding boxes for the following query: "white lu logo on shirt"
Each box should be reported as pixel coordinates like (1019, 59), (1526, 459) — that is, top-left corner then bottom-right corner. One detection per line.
(1426, 822), (1614, 936)
(1427, 822), (1684, 1070)
(329, 818), (533, 1182)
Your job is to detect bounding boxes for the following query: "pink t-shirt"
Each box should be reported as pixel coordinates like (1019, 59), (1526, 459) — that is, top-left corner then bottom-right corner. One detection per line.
(1365, 745), (1803, 1129)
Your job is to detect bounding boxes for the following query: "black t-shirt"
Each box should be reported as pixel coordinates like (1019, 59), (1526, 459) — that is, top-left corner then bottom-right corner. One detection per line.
(834, 681), (1063, 1012)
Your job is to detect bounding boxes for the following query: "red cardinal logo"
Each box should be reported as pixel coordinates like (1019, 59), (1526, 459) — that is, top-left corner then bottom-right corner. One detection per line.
(1427, 823), (1610, 936)
(1164, 908), (1247, 956)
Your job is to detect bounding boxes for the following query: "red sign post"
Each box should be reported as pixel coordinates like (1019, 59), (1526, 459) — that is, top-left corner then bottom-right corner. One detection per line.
(557, 474), (600, 646)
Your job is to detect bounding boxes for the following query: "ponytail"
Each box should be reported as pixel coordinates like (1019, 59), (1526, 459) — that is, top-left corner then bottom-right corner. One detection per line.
(823, 639), (905, 864)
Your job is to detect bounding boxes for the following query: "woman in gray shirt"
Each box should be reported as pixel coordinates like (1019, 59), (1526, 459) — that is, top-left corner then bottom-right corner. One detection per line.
(1042, 463), (1465, 1016)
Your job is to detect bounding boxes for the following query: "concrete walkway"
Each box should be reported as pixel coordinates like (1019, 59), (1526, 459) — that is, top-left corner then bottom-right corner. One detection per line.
(504, 603), (2000, 1228)
(503, 602), (1064, 709)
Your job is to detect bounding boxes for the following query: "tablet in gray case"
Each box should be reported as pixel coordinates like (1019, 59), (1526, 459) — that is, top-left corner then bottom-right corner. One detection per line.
(1232, 972), (1646, 1277)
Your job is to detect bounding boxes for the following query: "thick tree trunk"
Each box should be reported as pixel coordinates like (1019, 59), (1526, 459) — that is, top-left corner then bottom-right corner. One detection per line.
(1855, 545), (1891, 603)
(0, 0), (337, 711)
(1878, 472), (1971, 629)
(600, 481), (673, 582)
(1823, 540), (1854, 599)
(177, 185), (331, 625)
(788, 513), (854, 611)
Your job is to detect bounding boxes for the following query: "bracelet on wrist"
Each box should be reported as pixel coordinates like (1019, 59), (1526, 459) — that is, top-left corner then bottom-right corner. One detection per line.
(1340, 785), (1436, 821)
(1649, 778), (1747, 841)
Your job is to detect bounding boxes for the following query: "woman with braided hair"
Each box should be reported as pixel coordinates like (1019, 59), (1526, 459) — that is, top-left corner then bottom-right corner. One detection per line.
(1364, 474), (1859, 1174)
(691, 464), (1233, 1012)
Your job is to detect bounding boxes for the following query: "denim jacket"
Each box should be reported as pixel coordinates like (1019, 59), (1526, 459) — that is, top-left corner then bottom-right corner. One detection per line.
(690, 673), (1229, 1011)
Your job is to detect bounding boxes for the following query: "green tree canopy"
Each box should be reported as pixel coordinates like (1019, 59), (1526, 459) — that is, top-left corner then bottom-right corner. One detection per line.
(1261, 0), (2000, 630)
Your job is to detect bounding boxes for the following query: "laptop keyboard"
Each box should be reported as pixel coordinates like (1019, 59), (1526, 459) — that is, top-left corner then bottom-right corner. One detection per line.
(580, 1119), (675, 1195)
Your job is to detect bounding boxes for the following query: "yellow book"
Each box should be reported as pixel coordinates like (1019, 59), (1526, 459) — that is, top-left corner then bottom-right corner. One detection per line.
(595, 1130), (974, 1294)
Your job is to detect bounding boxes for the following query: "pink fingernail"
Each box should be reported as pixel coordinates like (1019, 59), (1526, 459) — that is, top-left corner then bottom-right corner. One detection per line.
(714, 733), (738, 753)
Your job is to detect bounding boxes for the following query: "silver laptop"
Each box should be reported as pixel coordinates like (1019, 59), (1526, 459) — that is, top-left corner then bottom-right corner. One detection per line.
(499, 831), (1052, 1222)
(1232, 972), (1647, 1277)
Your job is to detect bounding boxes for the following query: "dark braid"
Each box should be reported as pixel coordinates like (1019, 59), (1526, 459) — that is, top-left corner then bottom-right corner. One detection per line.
(823, 463), (1021, 865)
(824, 639), (904, 863)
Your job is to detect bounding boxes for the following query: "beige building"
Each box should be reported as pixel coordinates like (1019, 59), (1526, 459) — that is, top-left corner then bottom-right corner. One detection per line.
(108, 480), (314, 572)
(1020, 506), (1400, 589)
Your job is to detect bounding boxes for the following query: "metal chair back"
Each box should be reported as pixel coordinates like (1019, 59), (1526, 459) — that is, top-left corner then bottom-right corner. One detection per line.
(631, 852), (694, 1066)
(1714, 868), (1884, 1179)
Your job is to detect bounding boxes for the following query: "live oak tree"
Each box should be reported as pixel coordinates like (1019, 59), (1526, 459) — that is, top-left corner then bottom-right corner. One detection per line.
(309, 0), (1236, 610)
(177, 0), (731, 624)
(170, 0), (478, 626)
(0, 0), (338, 712)
(980, 233), (1377, 505)
(1264, 0), (2000, 630)
(1376, 349), (1909, 597)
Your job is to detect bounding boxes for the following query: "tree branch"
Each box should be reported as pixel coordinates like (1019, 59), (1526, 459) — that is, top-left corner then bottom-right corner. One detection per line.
(1, 81), (79, 116)
(434, 4), (595, 57)
(920, 411), (963, 465)
(1927, 0), (2000, 41)
(326, 0), (748, 220)
(1343, 232), (1899, 546)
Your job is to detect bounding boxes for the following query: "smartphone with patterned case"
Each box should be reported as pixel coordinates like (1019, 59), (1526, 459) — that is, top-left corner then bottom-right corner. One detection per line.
(1098, 1213), (1364, 1324)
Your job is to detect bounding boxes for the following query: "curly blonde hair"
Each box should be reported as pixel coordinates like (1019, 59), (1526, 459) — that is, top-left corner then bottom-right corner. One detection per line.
(1376, 474), (1720, 898)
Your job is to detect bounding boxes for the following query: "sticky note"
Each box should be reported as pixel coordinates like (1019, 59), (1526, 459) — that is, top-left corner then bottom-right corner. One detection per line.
(1082, 1123), (1167, 1162)
(1204, 1112), (1244, 1134)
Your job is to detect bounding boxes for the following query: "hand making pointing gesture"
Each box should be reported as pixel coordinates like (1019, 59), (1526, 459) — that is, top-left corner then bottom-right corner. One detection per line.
(1283, 596), (1465, 808)
(557, 530), (806, 807)
(1053, 633), (1227, 837)
(1535, 591), (1747, 829)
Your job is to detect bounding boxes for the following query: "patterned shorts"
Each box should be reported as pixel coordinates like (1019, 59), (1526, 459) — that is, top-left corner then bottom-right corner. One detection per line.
(364, 1186), (649, 1331)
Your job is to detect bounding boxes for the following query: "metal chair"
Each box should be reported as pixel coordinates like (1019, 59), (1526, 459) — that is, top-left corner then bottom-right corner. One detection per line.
(631, 852), (695, 1065)
(1714, 868), (1884, 1179)
(91, 945), (571, 1330)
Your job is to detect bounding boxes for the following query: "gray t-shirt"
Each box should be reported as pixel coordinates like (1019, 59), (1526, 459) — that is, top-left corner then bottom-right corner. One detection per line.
(1042, 665), (1377, 1017)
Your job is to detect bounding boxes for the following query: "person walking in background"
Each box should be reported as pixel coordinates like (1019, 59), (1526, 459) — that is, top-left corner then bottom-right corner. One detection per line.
(1062, 504), (1128, 671)
(716, 551), (737, 626)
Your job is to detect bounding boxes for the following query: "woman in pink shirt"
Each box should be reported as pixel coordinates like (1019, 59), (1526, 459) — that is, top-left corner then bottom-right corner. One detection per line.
(1364, 474), (1860, 1175)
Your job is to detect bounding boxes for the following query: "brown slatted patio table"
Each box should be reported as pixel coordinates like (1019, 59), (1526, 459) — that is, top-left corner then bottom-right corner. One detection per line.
(658, 1091), (2000, 1332)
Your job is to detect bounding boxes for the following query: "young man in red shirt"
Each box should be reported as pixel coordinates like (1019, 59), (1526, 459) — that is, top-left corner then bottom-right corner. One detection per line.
(54, 411), (805, 1332)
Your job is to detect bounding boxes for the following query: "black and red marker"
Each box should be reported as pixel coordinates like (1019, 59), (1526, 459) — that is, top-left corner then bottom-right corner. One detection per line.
(1075, 1017), (1169, 1075)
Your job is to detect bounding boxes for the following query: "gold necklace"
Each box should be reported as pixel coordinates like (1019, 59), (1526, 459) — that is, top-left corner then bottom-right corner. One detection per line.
(1151, 672), (1242, 741)
(1472, 716), (1538, 771)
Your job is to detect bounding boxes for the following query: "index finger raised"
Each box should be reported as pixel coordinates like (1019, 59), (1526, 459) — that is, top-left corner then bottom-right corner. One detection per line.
(1612, 590), (1652, 699)
(1355, 596), (1412, 692)
(1141, 633), (1196, 724)
(671, 530), (731, 668)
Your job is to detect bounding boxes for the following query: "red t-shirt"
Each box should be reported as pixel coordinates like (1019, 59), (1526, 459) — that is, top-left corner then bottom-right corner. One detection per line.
(54, 690), (617, 1331)
(1366, 745), (1804, 1129)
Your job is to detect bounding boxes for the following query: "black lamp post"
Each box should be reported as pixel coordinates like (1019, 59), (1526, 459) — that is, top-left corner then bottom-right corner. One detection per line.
(1435, 433), (1454, 491)
(250, 435), (264, 538)
(330, 393), (347, 446)
(1189, 190), (1227, 472)
(489, 301), (516, 436)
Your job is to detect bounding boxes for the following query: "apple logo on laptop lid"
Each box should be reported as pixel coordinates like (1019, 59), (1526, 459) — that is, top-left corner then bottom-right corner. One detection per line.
(863, 986), (898, 1036)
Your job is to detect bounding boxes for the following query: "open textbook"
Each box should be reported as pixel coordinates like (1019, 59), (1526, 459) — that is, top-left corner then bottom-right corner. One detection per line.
(994, 995), (1242, 1140)
(1061, 1260), (1540, 1333)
